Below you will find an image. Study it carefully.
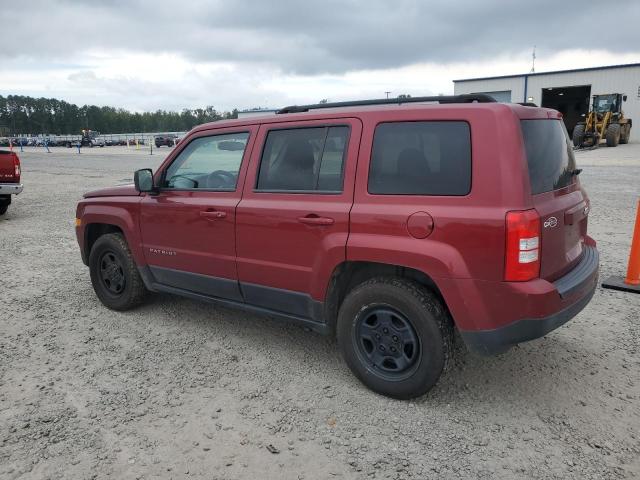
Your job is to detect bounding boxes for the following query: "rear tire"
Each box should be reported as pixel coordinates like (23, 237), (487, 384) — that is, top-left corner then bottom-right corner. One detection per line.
(606, 123), (621, 147)
(89, 233), (146, 311)
(572, 124), (585, 147)
(619, 124), (631, 144)
(337, 277), (453, 399)
(0, 196), (10, 215)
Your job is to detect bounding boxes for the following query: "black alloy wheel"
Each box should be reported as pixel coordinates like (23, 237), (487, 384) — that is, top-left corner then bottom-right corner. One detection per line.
(354, 306), (421, 380)
(99, 250), (126, 295)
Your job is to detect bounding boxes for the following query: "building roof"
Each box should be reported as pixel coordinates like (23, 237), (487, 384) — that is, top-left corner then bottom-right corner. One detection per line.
(453, 62), (640, 83)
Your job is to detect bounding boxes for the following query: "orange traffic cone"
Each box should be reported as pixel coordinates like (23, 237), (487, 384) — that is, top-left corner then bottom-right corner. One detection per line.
(602, 199), (640, 293)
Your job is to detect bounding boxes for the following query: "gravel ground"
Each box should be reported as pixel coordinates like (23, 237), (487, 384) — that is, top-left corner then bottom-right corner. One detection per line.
(1, 144), (639, 480)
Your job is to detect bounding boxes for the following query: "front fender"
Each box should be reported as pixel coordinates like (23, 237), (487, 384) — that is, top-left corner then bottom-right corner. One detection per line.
(77, 198), (144, 265)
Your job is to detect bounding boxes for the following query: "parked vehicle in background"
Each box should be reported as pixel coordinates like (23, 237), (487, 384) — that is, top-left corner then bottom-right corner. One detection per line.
(0, 150), (23, 215)
(35, 138), (55, 147)
(92, 137), (106, 147)
(155, 134), (178, 147)
(64, 130), (104, 148)
(75, 95), (599, 399)
(573, 93), (632, 148)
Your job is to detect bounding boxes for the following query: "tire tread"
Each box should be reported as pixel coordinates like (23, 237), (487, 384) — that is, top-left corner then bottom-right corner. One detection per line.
(606, 123), (620, 147)
(89, 233), (146, 310)
(337, 276), (453, 399)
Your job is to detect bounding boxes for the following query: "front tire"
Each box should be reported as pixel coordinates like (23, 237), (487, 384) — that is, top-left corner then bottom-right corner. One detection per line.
(337, 277), (452, 399)
(89, 233), (146, 311)
(606, 123), (620, 147)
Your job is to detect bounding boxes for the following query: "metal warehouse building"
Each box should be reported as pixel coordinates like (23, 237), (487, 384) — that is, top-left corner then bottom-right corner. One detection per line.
(454, 62), (639, 141)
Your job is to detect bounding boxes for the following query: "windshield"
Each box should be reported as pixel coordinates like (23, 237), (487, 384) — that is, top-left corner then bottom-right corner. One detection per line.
(593, 95), (618, 113)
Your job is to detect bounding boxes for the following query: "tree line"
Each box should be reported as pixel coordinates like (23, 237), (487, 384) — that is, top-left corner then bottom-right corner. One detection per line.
(0, 95), (239, 136)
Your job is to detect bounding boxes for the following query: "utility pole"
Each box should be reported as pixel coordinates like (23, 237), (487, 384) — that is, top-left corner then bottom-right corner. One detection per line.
(530, 46), (536, 73)
(385, 91), (391, 99)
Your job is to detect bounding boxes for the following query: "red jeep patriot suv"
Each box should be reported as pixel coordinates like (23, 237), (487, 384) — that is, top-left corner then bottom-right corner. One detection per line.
(75, 95), (599, 399)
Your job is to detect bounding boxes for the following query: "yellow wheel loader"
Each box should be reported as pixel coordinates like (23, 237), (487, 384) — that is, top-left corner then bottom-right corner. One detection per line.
(572, 93), (632, 148)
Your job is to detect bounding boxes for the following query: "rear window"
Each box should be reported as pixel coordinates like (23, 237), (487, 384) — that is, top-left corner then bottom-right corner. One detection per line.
(521, 119), (577, 194)
(368, 121), (471, 195)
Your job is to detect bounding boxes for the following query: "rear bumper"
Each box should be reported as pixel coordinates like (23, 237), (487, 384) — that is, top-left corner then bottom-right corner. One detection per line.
(453, 244), (599, 355)
(0, 183), (23, 195)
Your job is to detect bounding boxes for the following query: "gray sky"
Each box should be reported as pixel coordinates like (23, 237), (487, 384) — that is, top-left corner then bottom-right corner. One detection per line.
(1, 0), (639, 111)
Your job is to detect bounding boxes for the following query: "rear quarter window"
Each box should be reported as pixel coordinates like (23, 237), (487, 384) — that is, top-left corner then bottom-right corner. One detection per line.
(521, 119), (577, 194)
(368, 121), (471, 195)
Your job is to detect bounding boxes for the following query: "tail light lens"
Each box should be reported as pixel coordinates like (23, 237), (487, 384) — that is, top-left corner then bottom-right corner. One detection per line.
(13, 155), (21, 181)
(505, 209), (541, 281)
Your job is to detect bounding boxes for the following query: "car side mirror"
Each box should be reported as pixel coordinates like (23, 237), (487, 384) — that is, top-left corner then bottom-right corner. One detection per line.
(134, 168), (156, 193)
(623, 95), (627, 102)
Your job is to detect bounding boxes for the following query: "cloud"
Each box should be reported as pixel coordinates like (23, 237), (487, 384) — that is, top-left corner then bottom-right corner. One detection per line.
(2, 0), (639, 75)
(0, 1), (638, 112)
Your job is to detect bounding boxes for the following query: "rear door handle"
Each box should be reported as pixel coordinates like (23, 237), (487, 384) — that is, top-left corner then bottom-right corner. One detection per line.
(200, 210), (227, 220)
(297, 215), (335, 226)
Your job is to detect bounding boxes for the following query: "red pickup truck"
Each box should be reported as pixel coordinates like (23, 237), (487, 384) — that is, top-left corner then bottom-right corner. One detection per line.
(0, 150), (22, 215)
(75, 95), (599, 398)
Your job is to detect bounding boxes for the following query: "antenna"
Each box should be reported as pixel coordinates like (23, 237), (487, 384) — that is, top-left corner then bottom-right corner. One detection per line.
(530, 46), (536, 73)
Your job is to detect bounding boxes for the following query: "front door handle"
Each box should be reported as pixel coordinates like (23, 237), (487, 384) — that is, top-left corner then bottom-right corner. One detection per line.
(297, 215), (334, 226)
(200, 210), (227, 220)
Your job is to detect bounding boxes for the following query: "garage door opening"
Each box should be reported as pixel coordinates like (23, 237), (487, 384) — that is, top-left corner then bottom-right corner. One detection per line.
(541, 85), (591, 136)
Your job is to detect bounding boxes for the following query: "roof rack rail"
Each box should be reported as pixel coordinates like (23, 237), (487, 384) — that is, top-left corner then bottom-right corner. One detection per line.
(277, 94), (496, 114)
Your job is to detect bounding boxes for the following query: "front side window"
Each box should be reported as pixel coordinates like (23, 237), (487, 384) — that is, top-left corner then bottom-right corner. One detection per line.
(163, 132), (249, 190)
(368, 121), (471, 195)
(256, 126), (349, 192)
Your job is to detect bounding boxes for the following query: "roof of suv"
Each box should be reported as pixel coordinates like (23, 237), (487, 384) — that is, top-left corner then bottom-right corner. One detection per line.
(193, 101), (561, 133)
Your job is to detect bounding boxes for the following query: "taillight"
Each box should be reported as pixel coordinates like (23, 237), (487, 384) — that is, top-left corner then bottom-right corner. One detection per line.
(13, 155), (21, 181)
(505, 209), (541, 281)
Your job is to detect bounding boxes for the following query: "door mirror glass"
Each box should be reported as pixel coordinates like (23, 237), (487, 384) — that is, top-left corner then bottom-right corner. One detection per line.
(134, 168), (154, 192)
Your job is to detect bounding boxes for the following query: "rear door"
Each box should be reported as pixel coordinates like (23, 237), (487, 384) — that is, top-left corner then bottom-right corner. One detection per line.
(521, 118), (588, 280)
(235, 118), (361, 315)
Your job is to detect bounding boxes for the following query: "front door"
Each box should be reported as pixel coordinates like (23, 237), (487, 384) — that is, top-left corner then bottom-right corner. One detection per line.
(236, 119), (362, 317)
(139, 127), (256, 301)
